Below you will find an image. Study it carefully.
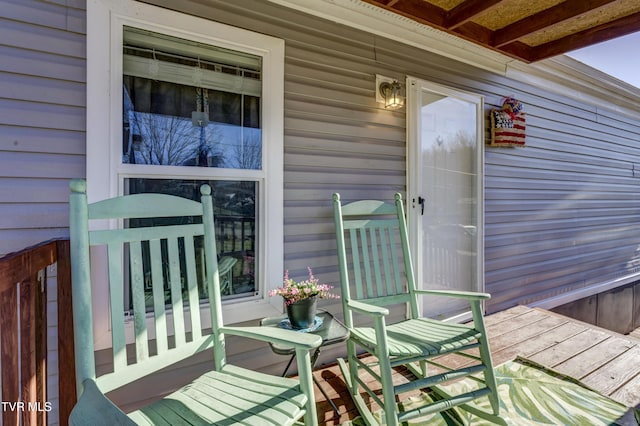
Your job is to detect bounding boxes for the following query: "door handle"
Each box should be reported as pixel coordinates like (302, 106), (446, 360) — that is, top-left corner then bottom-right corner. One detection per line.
(418, 196), (425, 215)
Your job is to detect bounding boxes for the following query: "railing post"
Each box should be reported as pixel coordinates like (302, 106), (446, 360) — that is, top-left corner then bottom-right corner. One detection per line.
(1, 283), (20, 426)
(56, 239), (76, 425)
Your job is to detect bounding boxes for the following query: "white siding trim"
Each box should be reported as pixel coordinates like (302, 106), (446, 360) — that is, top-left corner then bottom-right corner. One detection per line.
(529, 272), (640, 310)
(265, 0), (510, 74)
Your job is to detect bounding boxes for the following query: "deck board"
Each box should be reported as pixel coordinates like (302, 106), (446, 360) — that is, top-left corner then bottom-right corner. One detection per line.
(526, 328), (611, 367)
(581, 345), (640, 394)
(310, 306), (640, 424)
(551, 335), (632, 378)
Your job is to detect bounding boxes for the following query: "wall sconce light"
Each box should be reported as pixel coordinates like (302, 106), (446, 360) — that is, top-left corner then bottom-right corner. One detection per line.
(380, 80), (402, 109)
(376, 75), (403, 109)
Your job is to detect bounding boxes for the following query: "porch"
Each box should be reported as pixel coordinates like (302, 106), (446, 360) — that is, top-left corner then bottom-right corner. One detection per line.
(2, 240), (640, 425)
(312, 305), (640, 425)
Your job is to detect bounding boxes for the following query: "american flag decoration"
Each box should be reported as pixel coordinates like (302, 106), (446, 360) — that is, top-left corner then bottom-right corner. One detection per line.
(489, 97), (525, 147)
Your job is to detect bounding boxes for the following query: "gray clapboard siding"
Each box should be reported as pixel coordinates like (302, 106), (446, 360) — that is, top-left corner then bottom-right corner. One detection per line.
(0, 178), (73, 202)
(0, 152), (83, 178)
(0, 18), (85, 57)
(0, 73), (85, 106)
(0, 0), (86, 256)
(0, 45), (86, 82)
(0, 0), (85, 33)
(0, 203), (68, 229)
(0, 127), (85, 155)
(0, 100), (84, 131)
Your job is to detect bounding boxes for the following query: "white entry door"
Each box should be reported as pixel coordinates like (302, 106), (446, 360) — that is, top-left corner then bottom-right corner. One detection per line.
(406, 77), (484, 320)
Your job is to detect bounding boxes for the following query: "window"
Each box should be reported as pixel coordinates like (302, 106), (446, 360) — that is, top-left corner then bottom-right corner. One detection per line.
(87, 0), (284, 344)
(122, 27), (261, 304)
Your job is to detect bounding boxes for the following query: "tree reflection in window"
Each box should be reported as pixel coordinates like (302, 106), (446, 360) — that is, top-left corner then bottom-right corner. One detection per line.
(122, 80), (262, 170)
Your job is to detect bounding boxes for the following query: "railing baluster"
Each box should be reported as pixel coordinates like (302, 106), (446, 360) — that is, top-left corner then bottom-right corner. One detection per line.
(36, 269), (47, 426)
(20, 277), (36, 426)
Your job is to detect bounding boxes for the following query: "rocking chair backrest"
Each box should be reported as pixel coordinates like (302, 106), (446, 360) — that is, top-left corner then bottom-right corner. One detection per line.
(333, 193), (419, 324)
(69, 179), (225, 396)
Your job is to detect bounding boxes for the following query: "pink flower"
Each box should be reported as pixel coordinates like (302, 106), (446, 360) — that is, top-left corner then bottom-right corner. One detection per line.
(269, 267), (340, 304)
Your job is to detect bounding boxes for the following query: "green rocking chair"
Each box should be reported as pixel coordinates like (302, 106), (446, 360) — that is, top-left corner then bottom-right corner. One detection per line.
(332, 193), (501, 426)
(68, 179), (321, 425)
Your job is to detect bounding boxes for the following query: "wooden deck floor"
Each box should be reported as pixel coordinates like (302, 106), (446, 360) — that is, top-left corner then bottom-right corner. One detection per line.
(310, 305), (640, 425)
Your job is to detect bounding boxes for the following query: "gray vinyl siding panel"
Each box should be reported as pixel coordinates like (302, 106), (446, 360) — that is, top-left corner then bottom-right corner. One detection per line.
(0, 0), (86, 256)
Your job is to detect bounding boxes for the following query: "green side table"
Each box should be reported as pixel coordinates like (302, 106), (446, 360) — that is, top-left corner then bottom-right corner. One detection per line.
(261, 310), (349, 415)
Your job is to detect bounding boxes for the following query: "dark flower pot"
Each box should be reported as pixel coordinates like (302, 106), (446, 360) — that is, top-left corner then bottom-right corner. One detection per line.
(286, 295), (318, 329)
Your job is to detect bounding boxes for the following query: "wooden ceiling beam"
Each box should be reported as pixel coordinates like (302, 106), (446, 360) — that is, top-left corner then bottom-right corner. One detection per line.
(497, 41), (535, 62)
(446, 0), (503, 30)
(492, 0), (619, 48)
(529, 10), (640, 62)
(453, 22), (494, 45)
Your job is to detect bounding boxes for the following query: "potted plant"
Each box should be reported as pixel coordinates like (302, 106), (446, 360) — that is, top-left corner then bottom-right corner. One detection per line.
(270, 267), (339, 329)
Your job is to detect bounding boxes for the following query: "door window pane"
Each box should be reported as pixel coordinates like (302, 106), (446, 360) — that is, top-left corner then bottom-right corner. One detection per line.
(419, 89), (481, 319)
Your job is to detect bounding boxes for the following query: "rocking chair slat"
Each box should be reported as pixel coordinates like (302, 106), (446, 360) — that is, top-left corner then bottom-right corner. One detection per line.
(107, 243), (127, 373)
(359, 229), (374, 297)
(167, 237), (185, 347)
(368, 228), (384, 297)
(130, 240), (149, 362)
(149, 239), (168, 354)
(183, 235), (202, 342)
(378, 227), (393, 295)
(349, 228), (364, 300)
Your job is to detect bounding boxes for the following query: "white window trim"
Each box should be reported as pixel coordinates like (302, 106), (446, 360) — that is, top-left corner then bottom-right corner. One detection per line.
(87, 0), (284, 349)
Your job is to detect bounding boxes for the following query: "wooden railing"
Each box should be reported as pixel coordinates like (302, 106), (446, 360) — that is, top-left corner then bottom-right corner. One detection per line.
(0, 240), (76, 426)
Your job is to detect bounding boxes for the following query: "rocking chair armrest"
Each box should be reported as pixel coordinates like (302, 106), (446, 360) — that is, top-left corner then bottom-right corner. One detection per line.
(415, 289), (491, 300)
(220, 326), (322, 350)
(346, 299), (389, 317)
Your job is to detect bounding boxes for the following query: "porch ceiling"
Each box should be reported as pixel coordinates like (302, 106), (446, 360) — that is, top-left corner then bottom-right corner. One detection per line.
(361, 0), (640, 62)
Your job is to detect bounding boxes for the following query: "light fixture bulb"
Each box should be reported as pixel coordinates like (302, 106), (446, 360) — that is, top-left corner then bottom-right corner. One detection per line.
(379, 80), (403, 109)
